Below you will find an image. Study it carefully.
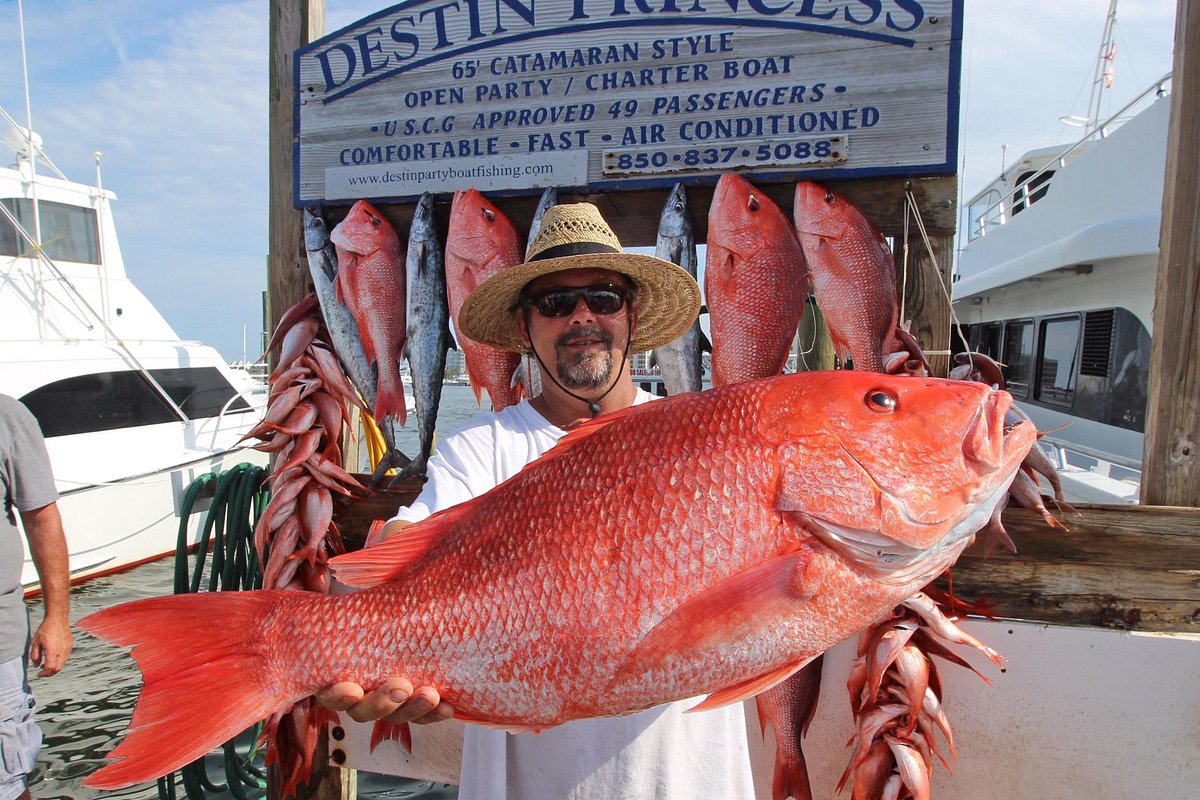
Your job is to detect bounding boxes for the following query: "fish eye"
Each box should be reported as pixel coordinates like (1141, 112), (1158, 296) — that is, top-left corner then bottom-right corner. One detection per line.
(482, 208), (495, 222)
(865, 389), (897, 413)
(824, 191), (835, 204)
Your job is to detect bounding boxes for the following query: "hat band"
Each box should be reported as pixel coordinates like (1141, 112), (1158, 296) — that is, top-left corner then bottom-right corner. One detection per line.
(529, 241), (621, 261)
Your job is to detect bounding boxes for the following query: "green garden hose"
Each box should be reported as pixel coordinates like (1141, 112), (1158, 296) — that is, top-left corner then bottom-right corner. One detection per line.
(160, 463), (270, 800)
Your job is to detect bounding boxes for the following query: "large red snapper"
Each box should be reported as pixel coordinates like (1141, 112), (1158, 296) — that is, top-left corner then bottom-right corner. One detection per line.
(794, 181), (899, 373)
(78, 372), (1033, 790)
(330, 200), (408, 424)
(445, 189), (525, 410)
(706, 173), (809, 387)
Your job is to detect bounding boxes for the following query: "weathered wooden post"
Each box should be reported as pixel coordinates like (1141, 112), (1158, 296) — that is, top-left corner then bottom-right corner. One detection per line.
(1142, 0), (1200, 506)
(268, 0), (324, 346)
(268, 3), (356, 800)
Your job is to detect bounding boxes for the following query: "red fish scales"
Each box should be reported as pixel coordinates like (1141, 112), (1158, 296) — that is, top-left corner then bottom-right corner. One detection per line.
(79, 372), (1034, 789)
(794, 182), (899, 373)
(707, 173), (809, 387)
(330, 200), (408, 423)
(445, 189), (526, 410)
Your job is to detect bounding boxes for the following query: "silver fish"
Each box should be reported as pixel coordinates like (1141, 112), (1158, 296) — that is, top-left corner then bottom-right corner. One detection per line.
(302, 208), (407, 471)
(516, 187), (557, 398)
(526, 186), (558, 259)
(652, 184), (703, 395)
(396, 193), (452, 479)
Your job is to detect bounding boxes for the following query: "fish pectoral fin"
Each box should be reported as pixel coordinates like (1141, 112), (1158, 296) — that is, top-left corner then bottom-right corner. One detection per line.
(329, 503), (473, 587)
(616, 548), (817, 683)
(688, 656), (816, 713)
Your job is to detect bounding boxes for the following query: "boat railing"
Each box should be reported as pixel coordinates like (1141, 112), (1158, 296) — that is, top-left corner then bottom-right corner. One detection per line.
(1040, 435), (1141, 476)
(968, 73), (1173, 242)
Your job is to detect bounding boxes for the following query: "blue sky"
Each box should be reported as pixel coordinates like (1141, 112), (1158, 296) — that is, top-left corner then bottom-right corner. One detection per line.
(0, 0), (1178, 361)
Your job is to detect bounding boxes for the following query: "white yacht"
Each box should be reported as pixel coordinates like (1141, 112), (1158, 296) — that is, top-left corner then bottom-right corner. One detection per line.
(951, 72), (1170, 505)
(2, 119), (268, 593)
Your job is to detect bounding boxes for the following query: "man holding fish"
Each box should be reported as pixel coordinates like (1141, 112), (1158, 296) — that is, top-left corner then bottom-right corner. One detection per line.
(316, 203), (759, 798)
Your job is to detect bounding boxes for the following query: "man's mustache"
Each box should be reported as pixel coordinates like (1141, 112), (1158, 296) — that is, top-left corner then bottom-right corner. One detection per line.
(557, 327), (613, 348)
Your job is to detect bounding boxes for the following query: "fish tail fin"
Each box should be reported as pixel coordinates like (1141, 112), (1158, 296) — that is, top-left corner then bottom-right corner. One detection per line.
(78, 591), (300, 789)
(376, 368), (408, 426)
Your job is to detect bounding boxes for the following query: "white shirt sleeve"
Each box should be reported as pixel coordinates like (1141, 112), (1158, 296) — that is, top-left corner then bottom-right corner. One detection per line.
(388, 390), (661, 524)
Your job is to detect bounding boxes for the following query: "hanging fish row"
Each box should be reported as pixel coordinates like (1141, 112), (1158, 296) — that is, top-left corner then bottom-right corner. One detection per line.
(287, 174), (917, 484)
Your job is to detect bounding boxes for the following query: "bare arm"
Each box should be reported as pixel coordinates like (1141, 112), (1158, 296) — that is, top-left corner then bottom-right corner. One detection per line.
(22, 502), (73, 677)
(318, 518), (454, 725)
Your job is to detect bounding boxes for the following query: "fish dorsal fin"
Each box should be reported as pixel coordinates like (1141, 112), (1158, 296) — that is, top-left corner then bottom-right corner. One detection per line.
(330, 502), (476, 588)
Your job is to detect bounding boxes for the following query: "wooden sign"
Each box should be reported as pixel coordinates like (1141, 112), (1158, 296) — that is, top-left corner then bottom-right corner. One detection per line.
(294, 0), (962, 205)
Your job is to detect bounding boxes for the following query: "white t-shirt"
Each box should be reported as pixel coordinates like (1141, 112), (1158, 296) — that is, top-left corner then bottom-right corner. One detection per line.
(390, 391), (756, 800)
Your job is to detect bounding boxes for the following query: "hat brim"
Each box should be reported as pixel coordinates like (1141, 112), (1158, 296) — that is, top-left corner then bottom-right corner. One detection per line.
(457, 251), (701, 354)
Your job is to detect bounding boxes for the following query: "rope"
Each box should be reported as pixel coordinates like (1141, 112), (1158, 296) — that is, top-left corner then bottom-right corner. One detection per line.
(903, 189), (972, 352)
(159, 463), (271, 800)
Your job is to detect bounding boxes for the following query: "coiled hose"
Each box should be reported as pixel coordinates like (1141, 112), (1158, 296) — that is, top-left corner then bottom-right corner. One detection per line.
(157, 462), (271, 800)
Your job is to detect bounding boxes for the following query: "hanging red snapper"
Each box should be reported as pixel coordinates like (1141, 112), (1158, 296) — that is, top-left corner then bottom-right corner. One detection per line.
(445, 189), (526, 410)
(78, 372), (1034, 791)
(794, 182), (899, 373)
(330, 200), (408, 424)
(706, 173), (809, 387)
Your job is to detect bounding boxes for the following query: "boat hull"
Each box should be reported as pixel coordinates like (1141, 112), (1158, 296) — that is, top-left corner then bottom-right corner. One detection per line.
(20, 443), (268, 594)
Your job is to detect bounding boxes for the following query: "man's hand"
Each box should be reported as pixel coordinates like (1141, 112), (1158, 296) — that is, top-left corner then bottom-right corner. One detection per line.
(29, 614), (72, 677)
(22, 502), (72, 677)
(316, 678), (454, 725)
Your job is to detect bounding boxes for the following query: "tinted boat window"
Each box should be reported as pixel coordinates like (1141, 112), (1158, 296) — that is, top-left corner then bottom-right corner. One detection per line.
(0, 198), (100, 264)
(1002, 321), (1033, 398)
(21, 371), (180, 437)
(1037, 316), (1081, 407)
(20, 367), (250, 437)
(149, 367), (250, 418)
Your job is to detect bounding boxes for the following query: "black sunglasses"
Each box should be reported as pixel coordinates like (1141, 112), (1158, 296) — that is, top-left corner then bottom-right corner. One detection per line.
(523, 283), (631, 318)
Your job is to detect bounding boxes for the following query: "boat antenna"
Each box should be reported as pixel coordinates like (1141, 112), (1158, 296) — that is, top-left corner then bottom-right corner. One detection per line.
(15, 0), (48, 337)
(1086, 0), (1120, 137)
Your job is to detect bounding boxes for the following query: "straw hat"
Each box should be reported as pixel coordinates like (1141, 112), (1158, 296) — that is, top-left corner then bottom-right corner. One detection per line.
(457, 203), (701, 354)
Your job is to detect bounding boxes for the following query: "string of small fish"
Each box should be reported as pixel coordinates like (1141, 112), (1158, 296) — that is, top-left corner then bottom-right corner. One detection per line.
(245, 174), (1069, 800)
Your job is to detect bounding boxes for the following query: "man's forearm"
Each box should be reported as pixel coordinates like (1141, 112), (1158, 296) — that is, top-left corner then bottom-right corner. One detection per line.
(22, 503), (70, 620)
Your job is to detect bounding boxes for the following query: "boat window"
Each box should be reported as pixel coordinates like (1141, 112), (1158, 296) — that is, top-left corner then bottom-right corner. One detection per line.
(0, 198), (101, 264)
(1036, 316), (1081, 407)
(21, 371), (181, 438)
(148, 367), (251, 419)
(967, 189), (1004, 242)
(1010, 170), (1054, 216)
(978, 323), (1002, 360)
(1001, 321), (1033, 398)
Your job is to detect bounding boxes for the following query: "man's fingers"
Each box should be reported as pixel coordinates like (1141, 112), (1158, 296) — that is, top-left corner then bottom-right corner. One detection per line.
(315, 681), (367, 712)
(381, 686), (441, 725)
(411, 697), (455, 726)
(344, 678), (415, 724)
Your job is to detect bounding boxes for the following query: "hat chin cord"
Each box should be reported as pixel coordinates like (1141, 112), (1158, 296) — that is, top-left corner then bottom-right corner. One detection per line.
(524, 308), (633, 419)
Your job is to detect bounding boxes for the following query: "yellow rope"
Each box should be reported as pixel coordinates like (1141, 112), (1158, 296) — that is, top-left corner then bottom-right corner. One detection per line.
(361, 411), (388, 471)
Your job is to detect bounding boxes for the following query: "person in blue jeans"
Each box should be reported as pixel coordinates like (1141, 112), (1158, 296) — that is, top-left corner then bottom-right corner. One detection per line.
(0, 394), (73, 800)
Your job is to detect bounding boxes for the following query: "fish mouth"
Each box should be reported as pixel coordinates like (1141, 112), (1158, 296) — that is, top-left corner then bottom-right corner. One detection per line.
(804, 473), (1014, 586)
(807, 388), (1035, 583)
